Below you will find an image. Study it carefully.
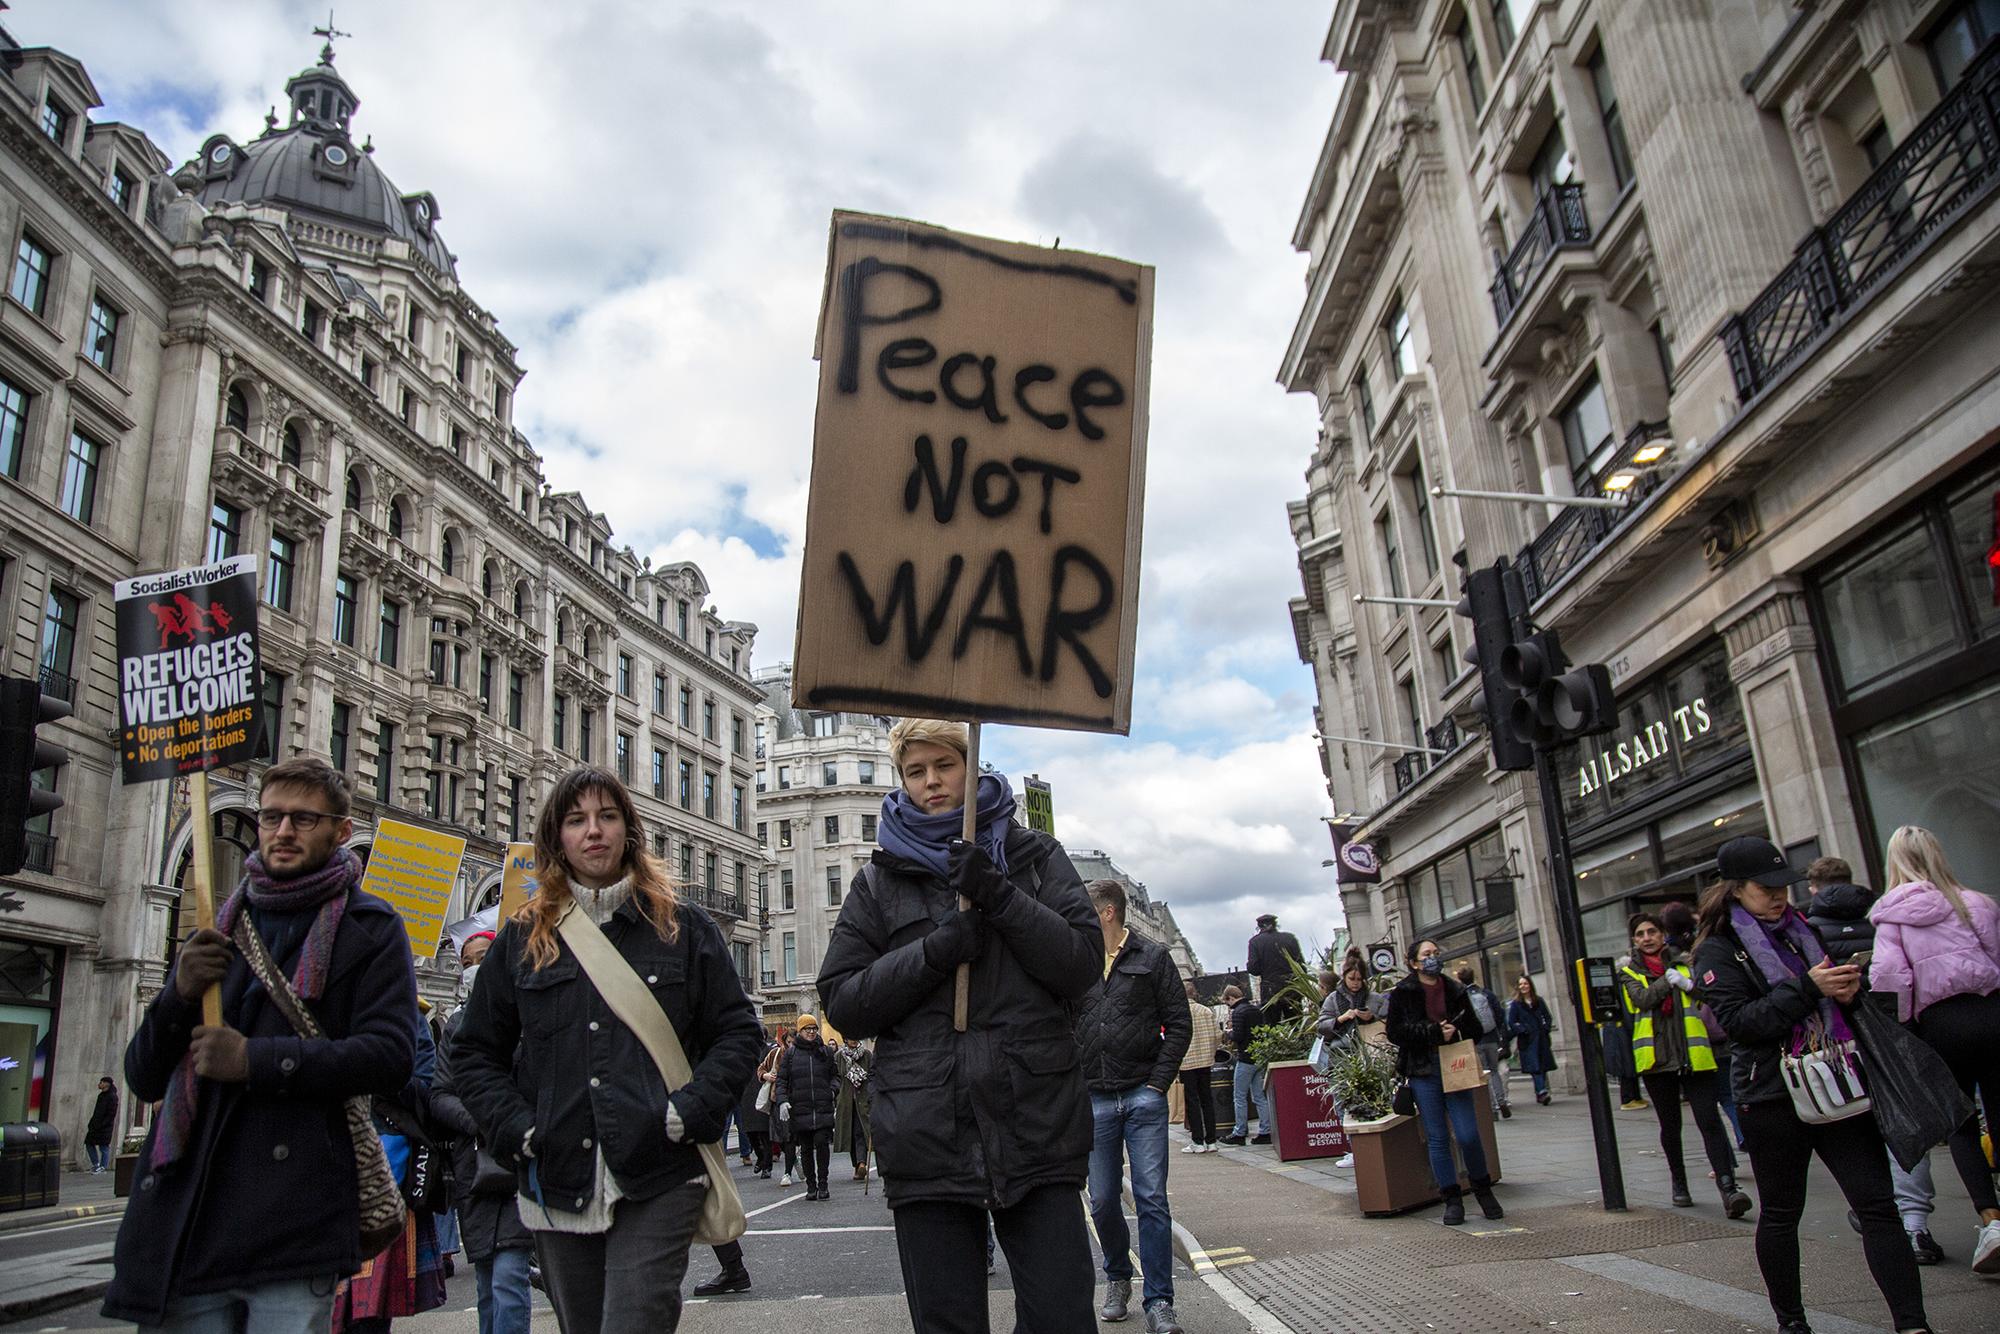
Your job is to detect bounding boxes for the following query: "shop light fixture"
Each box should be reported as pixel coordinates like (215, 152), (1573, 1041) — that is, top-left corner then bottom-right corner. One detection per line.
(1603, 471), (1639, 492)
(1630, 442), (1671, 465)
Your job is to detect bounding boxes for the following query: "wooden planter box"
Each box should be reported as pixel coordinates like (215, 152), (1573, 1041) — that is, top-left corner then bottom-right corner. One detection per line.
(114, 1151), (139, 1197)
(1348, 1091), (1503, 1217)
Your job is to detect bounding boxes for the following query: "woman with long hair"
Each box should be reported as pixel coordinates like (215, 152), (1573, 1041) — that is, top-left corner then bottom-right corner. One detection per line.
(1385, 938), (1502, 1225)
(761, 1030), (798, 1185)
(1691, 835), (1933, 1334)
(1505, 975), (1557, 1106)
(1869, 825), (2000, 1275)
(817, 717), (1104, 1334)
(452, 767), (765, 1334)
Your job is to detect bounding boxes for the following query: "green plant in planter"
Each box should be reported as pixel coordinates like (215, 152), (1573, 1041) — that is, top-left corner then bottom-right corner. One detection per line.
(1323, 1035), (1400, 1122)
(1246, 1021), (1313, 1069)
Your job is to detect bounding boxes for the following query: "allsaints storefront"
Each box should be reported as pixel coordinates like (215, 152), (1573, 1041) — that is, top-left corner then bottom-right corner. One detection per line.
(1811, 452), (2000, 891)
(1552, 639), (1783, 958)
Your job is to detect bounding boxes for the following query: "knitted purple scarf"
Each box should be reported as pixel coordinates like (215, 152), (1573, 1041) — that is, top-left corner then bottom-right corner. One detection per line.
(149, 848), (361, 1170)
(1730, 902), (1855, 1054)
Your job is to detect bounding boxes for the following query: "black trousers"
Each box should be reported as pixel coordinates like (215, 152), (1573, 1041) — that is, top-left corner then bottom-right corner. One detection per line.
(795, 1126), (832, 1191)
(1915, 988), (2000, 1215)
(748, 1129), (772, 1174)
(534, 1179), (706, 1334)
(894, 1184), (1096, 1333)
(1638, 1069), (1736, 1185)
(1739, 1099), (1928, 1332)
(1179, 1067), (1216, 1145)
(849, 1112), (872, 1171)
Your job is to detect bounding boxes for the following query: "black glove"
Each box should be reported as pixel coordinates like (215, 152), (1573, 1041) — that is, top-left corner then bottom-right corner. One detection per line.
(922, 907), (986, 972)
(947, 839), (1015, 913)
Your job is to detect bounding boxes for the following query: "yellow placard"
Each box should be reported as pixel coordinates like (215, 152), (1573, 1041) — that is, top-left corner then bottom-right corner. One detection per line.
(499, 843), (537, 922)
(360, 818), (468, 958)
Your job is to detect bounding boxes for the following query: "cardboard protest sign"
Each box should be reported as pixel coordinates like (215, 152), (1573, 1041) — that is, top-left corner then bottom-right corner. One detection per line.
(795, 211), (1153, 734)
(360, 818), (469, 958)
(114, 556), (262, 782)
(499, 842), (537, 920)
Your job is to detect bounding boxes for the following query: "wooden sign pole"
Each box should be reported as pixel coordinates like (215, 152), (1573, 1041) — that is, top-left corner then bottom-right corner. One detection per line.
(187, 769), (223, 1027)
(953, 722), (980, 1033)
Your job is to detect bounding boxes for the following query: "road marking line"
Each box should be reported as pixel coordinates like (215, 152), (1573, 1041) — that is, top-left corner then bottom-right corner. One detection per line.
(745, 1192), (808, 1218)
(1167, 1213), (1293, 1334)
(1209, 1255), (1256, 1268)
(745, 1225), (897, 1235)
(3, 1215), (121, 1239)
(1194, 1245), (1246, 1257)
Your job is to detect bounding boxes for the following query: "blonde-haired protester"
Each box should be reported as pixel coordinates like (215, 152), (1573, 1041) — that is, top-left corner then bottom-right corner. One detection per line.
(452, 767), (764, 1334)
(818, 718), (1104, 1334)
(1691, 836), (1934, 1334)
(1868, 825), (2000, 1275)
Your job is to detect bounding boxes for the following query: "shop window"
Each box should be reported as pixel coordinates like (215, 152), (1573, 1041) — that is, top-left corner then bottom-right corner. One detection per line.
(1818, 517), (1959, 694)
(0, 940), (62, 1122)
(1852, 677), (2000, 894)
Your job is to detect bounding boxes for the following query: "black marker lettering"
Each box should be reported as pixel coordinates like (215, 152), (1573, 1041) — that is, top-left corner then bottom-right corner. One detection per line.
(836, 553), (965, 662)
(1010, 457), (1083, 535)
(940, 353), (1007, 424)
(953, 551), (1033, 676)
(1069, 368), (1126, 442)
(903, 436), (969, 523)
(836, 258), (941, 395)
(1038, 544), (1116, 698)
(876, 337), (938, 403)
(1012, 365), (1069, 431)
(971, 461), (1021, 519)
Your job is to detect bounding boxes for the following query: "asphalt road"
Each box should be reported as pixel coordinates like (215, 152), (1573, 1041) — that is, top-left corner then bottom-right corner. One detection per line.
(2, 1152), (1258, 1333)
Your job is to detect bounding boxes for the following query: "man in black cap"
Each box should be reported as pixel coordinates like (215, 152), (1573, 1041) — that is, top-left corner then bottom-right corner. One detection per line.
(1246, 915), (1304, 1021)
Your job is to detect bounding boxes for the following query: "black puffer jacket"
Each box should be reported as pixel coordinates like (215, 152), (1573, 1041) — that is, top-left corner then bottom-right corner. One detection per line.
(451, 897), (764, 1216)
(817, 824), (1099, 1210)
(1075, 930), (1190, 1095)
(1804, 883), (1878, 967)
(1384, 972), (1484, 1079)
(1692, 921), (1833, 1107)
(775, 1033), (840, 1132)
(431, 1010), (533, 1263)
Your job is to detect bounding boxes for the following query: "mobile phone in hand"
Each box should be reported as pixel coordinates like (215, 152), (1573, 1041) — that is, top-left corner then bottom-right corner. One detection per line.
(1848, 949), (1873, 968)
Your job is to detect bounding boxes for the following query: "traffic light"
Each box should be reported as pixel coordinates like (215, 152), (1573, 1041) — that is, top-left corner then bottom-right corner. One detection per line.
(1501, 628), (1617, 747)
(0, 677), (70, 877)
(1454, 560), (1534, 771)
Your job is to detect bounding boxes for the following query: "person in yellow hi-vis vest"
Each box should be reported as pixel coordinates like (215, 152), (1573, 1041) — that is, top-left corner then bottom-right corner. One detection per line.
(1621, 911), (1754, 1218)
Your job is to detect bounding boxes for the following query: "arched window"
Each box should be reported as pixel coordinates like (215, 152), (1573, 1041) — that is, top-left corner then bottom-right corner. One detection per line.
(225, 384), (251, 433)
(281, 421), (304, 469)
(388, 500), (405, 541)
(440, 532), (456, 576)
(513, 581), (527, 618)
(344, 469), (362, 511)
(555, 608), (570, 646)
(482, 560), (497, 600)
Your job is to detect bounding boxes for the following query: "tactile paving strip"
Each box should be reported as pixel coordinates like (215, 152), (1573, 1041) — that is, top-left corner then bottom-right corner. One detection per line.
(1223, 1205), (1751, 1334)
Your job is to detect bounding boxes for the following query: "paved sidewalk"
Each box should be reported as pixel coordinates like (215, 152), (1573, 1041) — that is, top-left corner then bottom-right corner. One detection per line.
(1162, 1077), (1995, 1333)
(0, 1166), (124, 1234)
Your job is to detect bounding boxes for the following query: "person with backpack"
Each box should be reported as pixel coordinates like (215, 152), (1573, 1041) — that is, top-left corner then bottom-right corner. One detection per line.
(1455, 966), (1511, 1120)
(818, 717), (1102, 1334)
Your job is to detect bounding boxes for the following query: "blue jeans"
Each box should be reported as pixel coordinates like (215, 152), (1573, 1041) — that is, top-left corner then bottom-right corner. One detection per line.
(140, 1277), (337, 1334)
(475, 1247), (533, 1334)
(86, 1143), (109, 1171)
(1230, 1060), (1270, 1138)
(1088, 1085), (1174, 1308)
(1529, 1071), (1550, 1097)
(1408, 1074), (1488, 1192)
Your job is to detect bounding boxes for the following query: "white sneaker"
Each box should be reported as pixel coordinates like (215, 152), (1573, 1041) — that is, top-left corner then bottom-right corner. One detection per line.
(1205, 1143), (1220, 1153)
(1332, 1154), (1354, 1168)
(1973, 1218), (2000, 1275)
(1181, 1142), (1200, 1154)
(780, 1172), (792, 1187)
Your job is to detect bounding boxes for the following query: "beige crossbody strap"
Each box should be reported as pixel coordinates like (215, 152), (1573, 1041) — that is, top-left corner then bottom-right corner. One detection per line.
(556, 903), (694, 1090)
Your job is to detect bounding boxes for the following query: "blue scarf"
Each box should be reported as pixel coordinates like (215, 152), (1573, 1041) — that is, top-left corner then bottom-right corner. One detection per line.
(877, 773), (1017, 880)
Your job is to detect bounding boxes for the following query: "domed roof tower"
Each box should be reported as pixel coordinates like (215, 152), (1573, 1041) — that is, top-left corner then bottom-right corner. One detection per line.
(177, 37), (454, 277)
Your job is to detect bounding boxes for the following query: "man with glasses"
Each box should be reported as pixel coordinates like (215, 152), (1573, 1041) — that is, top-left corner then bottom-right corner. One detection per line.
(104, 758), (419, 1332)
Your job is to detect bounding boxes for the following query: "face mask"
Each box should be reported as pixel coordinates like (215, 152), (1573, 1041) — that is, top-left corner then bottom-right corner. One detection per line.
(1419, 957), (1442, 976)
(458, 964), (480, 998)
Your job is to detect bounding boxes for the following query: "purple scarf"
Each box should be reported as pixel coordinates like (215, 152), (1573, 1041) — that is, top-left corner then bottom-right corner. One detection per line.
(1730, 903), (1855, 1053)
(877, 773), (1017, 881)
(150, 848), (362, 1170)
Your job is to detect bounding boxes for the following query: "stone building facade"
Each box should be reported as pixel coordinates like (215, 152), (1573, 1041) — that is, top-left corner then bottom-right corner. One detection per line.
(1284, 0), (2000, 1082)
(749, 665), (895, 1028)
(0, 32), (764, 1153)
(1068, 848), (1203, 981)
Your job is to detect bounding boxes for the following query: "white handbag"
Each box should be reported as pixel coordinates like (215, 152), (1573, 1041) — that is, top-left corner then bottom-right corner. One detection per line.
(1779, 1036), (1871, 1125)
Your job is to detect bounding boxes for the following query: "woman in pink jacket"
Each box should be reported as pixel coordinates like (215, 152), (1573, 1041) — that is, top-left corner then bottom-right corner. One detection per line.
(1868, 825), (2000, 1277)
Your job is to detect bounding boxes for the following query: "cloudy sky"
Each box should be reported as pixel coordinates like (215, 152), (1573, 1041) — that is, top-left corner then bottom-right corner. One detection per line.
(27, 1), (1347, 974)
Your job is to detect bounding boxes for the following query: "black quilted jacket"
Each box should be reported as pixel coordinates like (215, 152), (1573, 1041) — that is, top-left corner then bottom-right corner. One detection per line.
(1074, 930), (1191, 1094)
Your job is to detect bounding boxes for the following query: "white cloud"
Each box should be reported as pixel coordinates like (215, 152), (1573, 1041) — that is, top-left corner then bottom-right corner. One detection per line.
(30, 0), (1346, 969)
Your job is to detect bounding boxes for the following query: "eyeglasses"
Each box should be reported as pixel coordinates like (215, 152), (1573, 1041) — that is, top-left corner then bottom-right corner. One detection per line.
(257, 808), (332, 831)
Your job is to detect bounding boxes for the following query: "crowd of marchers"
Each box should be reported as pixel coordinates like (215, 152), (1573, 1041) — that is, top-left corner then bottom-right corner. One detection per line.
(94, 727), (1997, 1334)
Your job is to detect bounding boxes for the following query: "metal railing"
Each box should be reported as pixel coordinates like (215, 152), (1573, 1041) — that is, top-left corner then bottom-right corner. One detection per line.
(37, 666), (75, 705)
(1425, 716), (1461, 754)
(1392, 750), (1428, 793)
(1721, 42), (2000, 401)
(1514, 421), (1671, 604)
(22, 832), (54, 874)
(1490, 183), (1591, 328)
